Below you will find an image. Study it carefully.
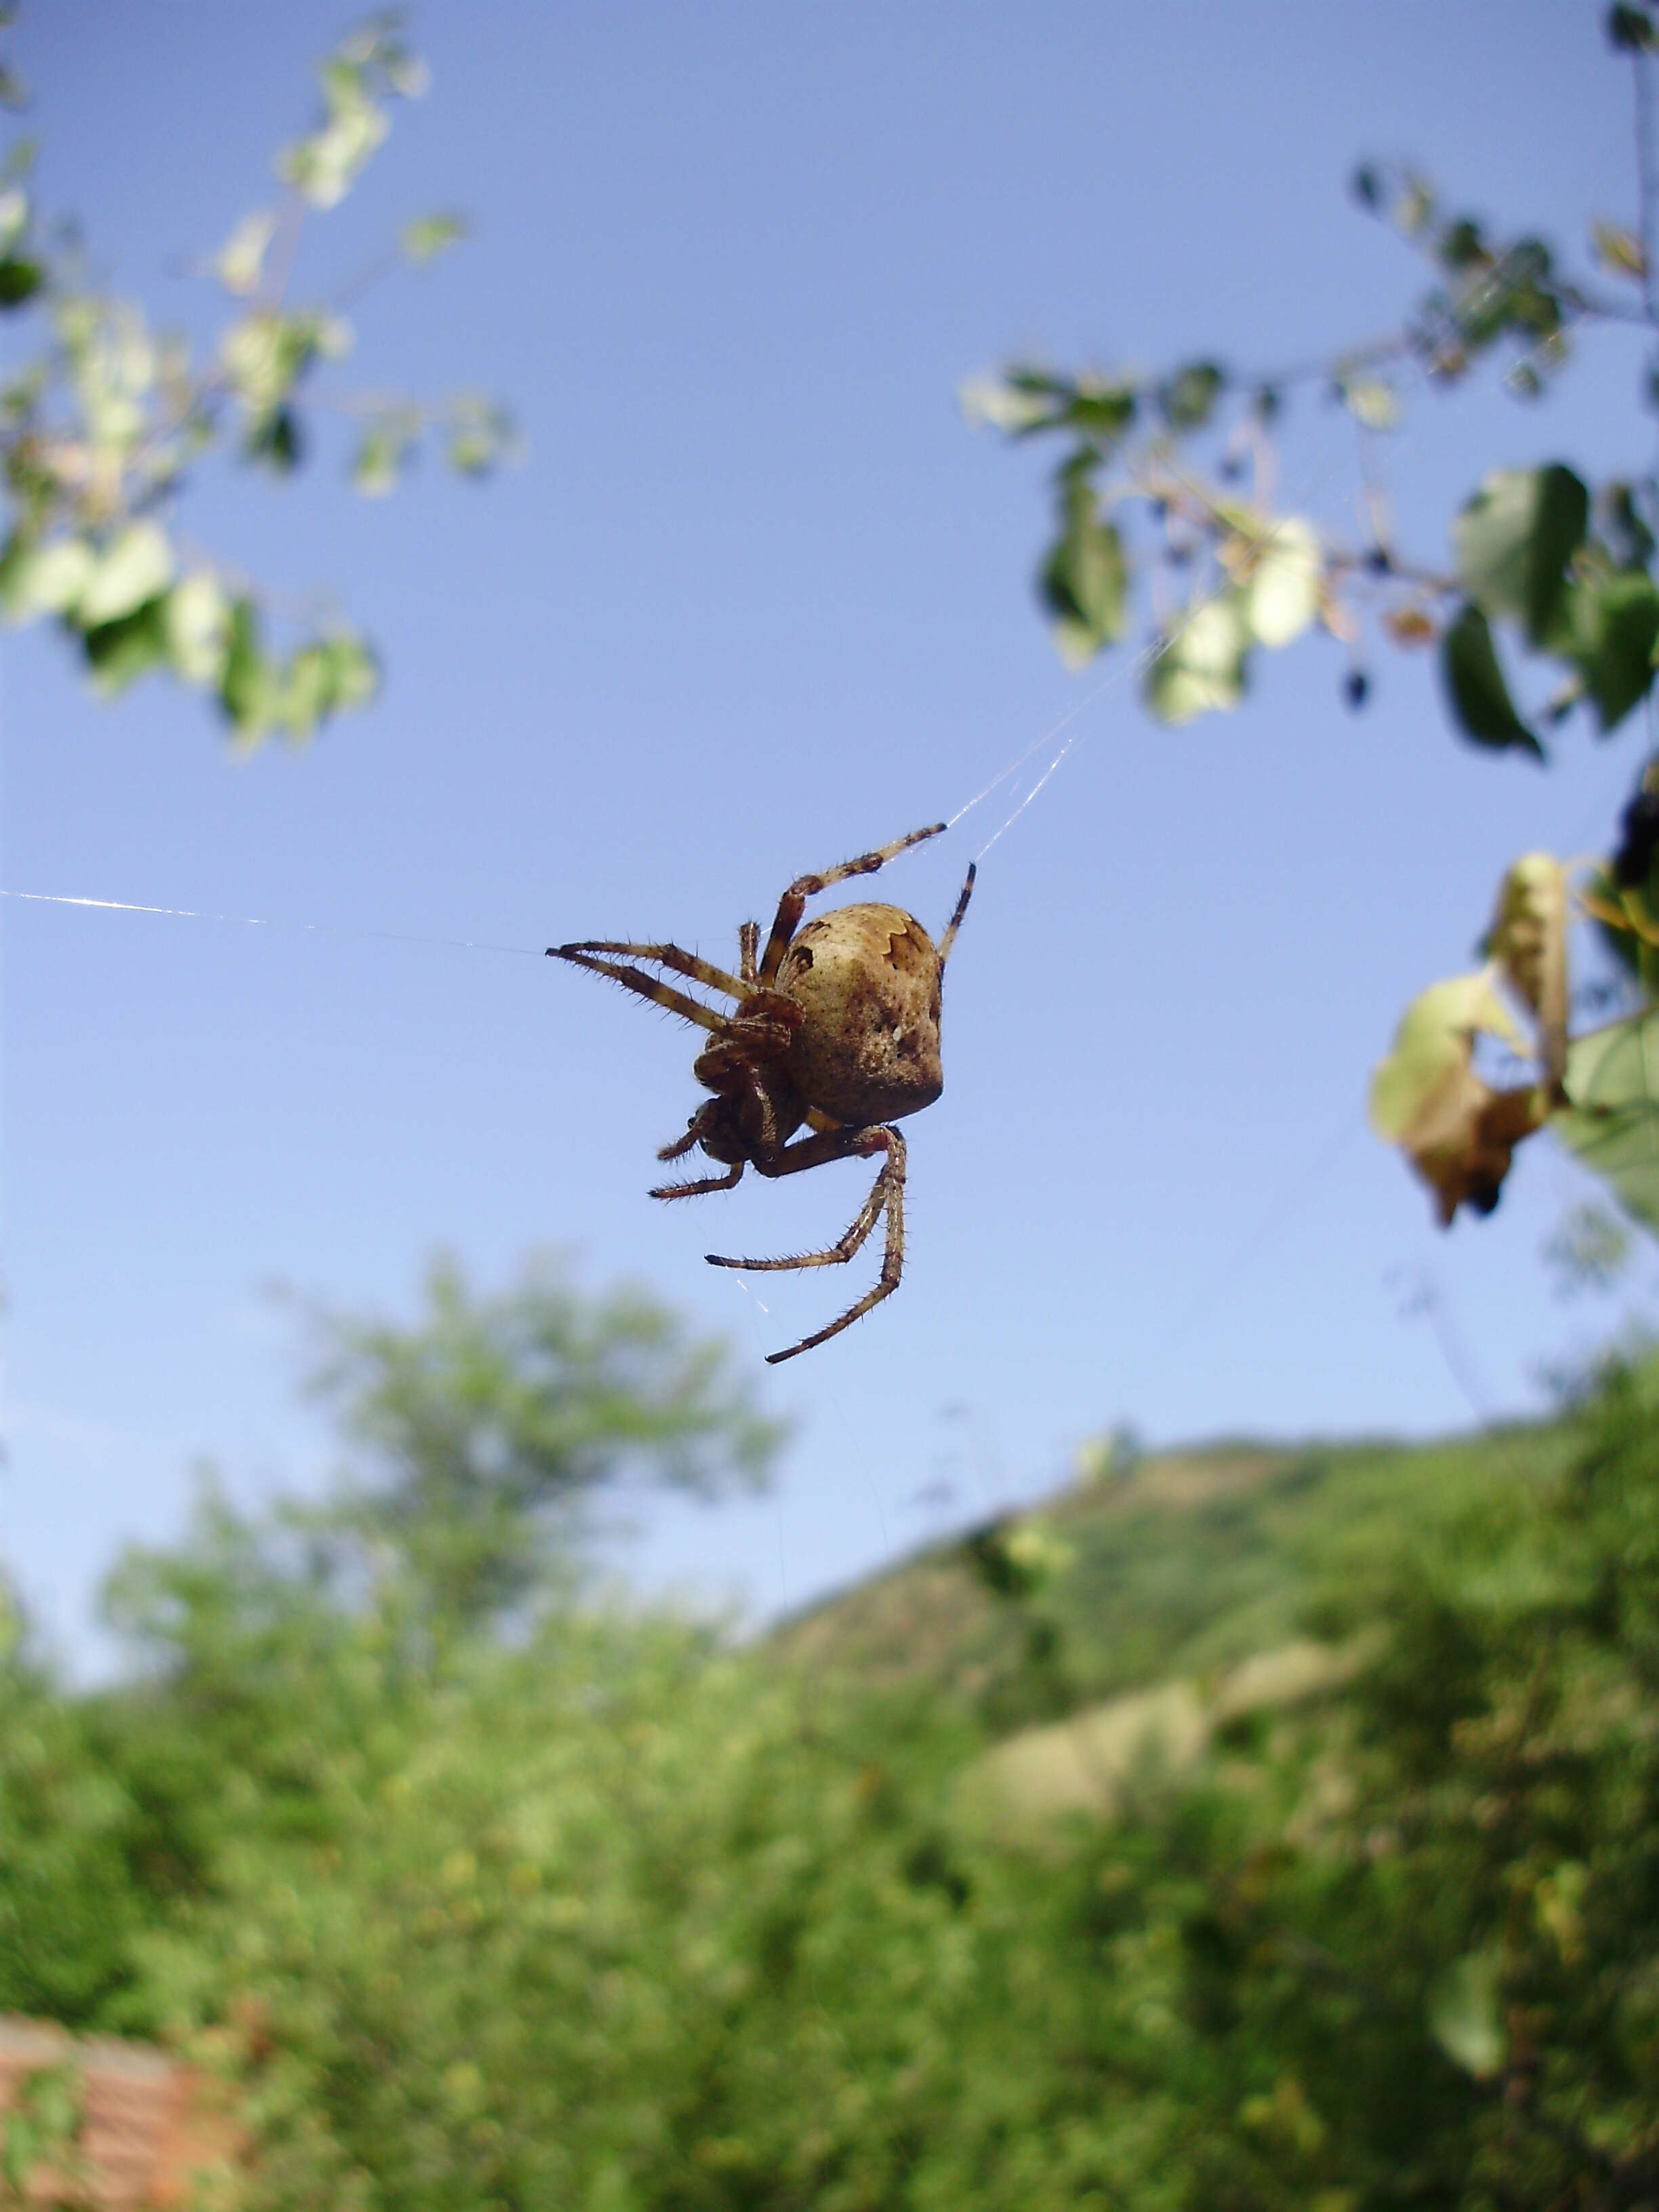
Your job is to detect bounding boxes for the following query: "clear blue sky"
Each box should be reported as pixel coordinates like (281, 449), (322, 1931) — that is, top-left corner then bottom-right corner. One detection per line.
(3, 1), (1650, 1669)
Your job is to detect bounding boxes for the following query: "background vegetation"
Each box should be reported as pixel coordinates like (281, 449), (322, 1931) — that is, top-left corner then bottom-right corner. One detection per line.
(7, 9), (1659, 2210)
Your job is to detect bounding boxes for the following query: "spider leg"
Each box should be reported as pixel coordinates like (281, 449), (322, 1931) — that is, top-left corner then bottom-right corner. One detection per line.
(757, 823), (947, 983)
(547, 947), (727, 1035)
(554, 939), (748, 1000)
(651, 1162), (745, 1201)
(739, 920), (760, 987)
(937, 863), (976, 964)
(704, 1126), (908, 1363)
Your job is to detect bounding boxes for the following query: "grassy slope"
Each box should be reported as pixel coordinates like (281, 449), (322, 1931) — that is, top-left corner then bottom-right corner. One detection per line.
(775, 1414), (1580, 1745)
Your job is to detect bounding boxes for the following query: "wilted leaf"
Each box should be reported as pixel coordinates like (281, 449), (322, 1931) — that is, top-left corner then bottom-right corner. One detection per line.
(1439, 603), (1542, 756)
(1592, 217), (1647, 279)
(1145, 594), (1250, 724)
(1488, 854), (1568, 1087)
(1452, 464), (1588, 646)
(1370, 973), (1542, 1225)
(400, 213), (468, 265)
(1429, 1953), (1504, 2078)
(1383, 605), (1437, 648)
(77, 523), (174, 628)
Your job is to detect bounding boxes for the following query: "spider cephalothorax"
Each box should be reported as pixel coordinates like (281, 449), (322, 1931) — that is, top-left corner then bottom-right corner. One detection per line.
(550, 821), (975, 1363)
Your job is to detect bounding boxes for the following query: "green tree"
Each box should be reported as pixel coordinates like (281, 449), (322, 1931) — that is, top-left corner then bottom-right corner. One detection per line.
(967, 4), (1659, 1248)
(0, 12), (516, 748)
(117, 1251), (783, 1641)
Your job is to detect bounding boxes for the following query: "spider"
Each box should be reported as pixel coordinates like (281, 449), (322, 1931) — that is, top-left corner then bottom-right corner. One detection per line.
(549, 821), (975, 1364)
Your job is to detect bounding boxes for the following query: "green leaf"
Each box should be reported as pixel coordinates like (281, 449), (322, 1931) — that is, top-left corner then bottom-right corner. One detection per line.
(1553, 1005), (1659, 1230)
(1158, 361), (1224, 434)
(0, 253), (41, 307)
(1599, 480), (1657, 571)
(1607, 3), (1658, 51)
(1241, 518), (1322, 649)
(1041, 489), (1128, 666)
(77, 523), (175, 628)
(1563, 570), (1659, 731)
(1145, 595), (1250, 724)
(401, 213), (468, 265)
(246, 405), (304, 474)
(81, 594), (171, 696)
(1429, 1953), (1504, 2079)
(219, 598), (276, 740)
(1452, 465), (1589, 647)
(1439, 603), (1543, 757)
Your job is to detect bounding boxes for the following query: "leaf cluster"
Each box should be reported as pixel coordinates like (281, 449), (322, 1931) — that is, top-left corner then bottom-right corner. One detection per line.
(0, 15), (518, 747)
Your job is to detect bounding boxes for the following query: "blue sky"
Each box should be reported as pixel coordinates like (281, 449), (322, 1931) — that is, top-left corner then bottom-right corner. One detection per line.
(4, 1), (1652, 1668)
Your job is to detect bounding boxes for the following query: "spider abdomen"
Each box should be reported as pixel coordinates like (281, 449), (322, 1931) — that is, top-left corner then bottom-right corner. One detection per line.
(777, 900), (946, 1126)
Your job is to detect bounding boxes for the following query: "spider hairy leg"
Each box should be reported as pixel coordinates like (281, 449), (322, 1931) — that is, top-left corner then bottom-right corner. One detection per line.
(554, 939), (748, 1000)
(651, 1162), (745, 1201)
(739, 920), (760, 986)
(937, 863), (976, 964)
(757, 821), (947, 983)
(546, 946), (727, 1034)
(704, 1126), (908, 1363)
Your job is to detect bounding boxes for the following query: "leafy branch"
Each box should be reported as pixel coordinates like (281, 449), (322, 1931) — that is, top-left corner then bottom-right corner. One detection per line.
(0, 12), (518, 749)
(968, 1), (1659, 1243)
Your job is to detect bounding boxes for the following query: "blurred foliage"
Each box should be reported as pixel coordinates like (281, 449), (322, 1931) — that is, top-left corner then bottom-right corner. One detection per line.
(6, 1268), (1659, 2205)
(967, 6), (1659, 1254)
(0, 12), (517, 748)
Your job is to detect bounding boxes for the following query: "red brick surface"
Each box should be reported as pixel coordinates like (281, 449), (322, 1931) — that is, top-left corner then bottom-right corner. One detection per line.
(0, 2018), (240, 2209)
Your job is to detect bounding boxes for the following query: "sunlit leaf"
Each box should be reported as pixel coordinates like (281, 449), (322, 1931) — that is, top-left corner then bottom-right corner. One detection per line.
(77, 522), (174, 628)
(214, 209), (277, 297)
(1339, 377), (1401, 432)
(0, 533), (94, 621)
(1240, 518), (1322, 648)
(1439, 603), (1542, 756)
(1144, 595), (1250, 724)
(164, 571), (231, 687)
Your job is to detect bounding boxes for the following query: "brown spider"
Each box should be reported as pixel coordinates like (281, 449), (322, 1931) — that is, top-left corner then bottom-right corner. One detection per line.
(549, 822), (975, 1364)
